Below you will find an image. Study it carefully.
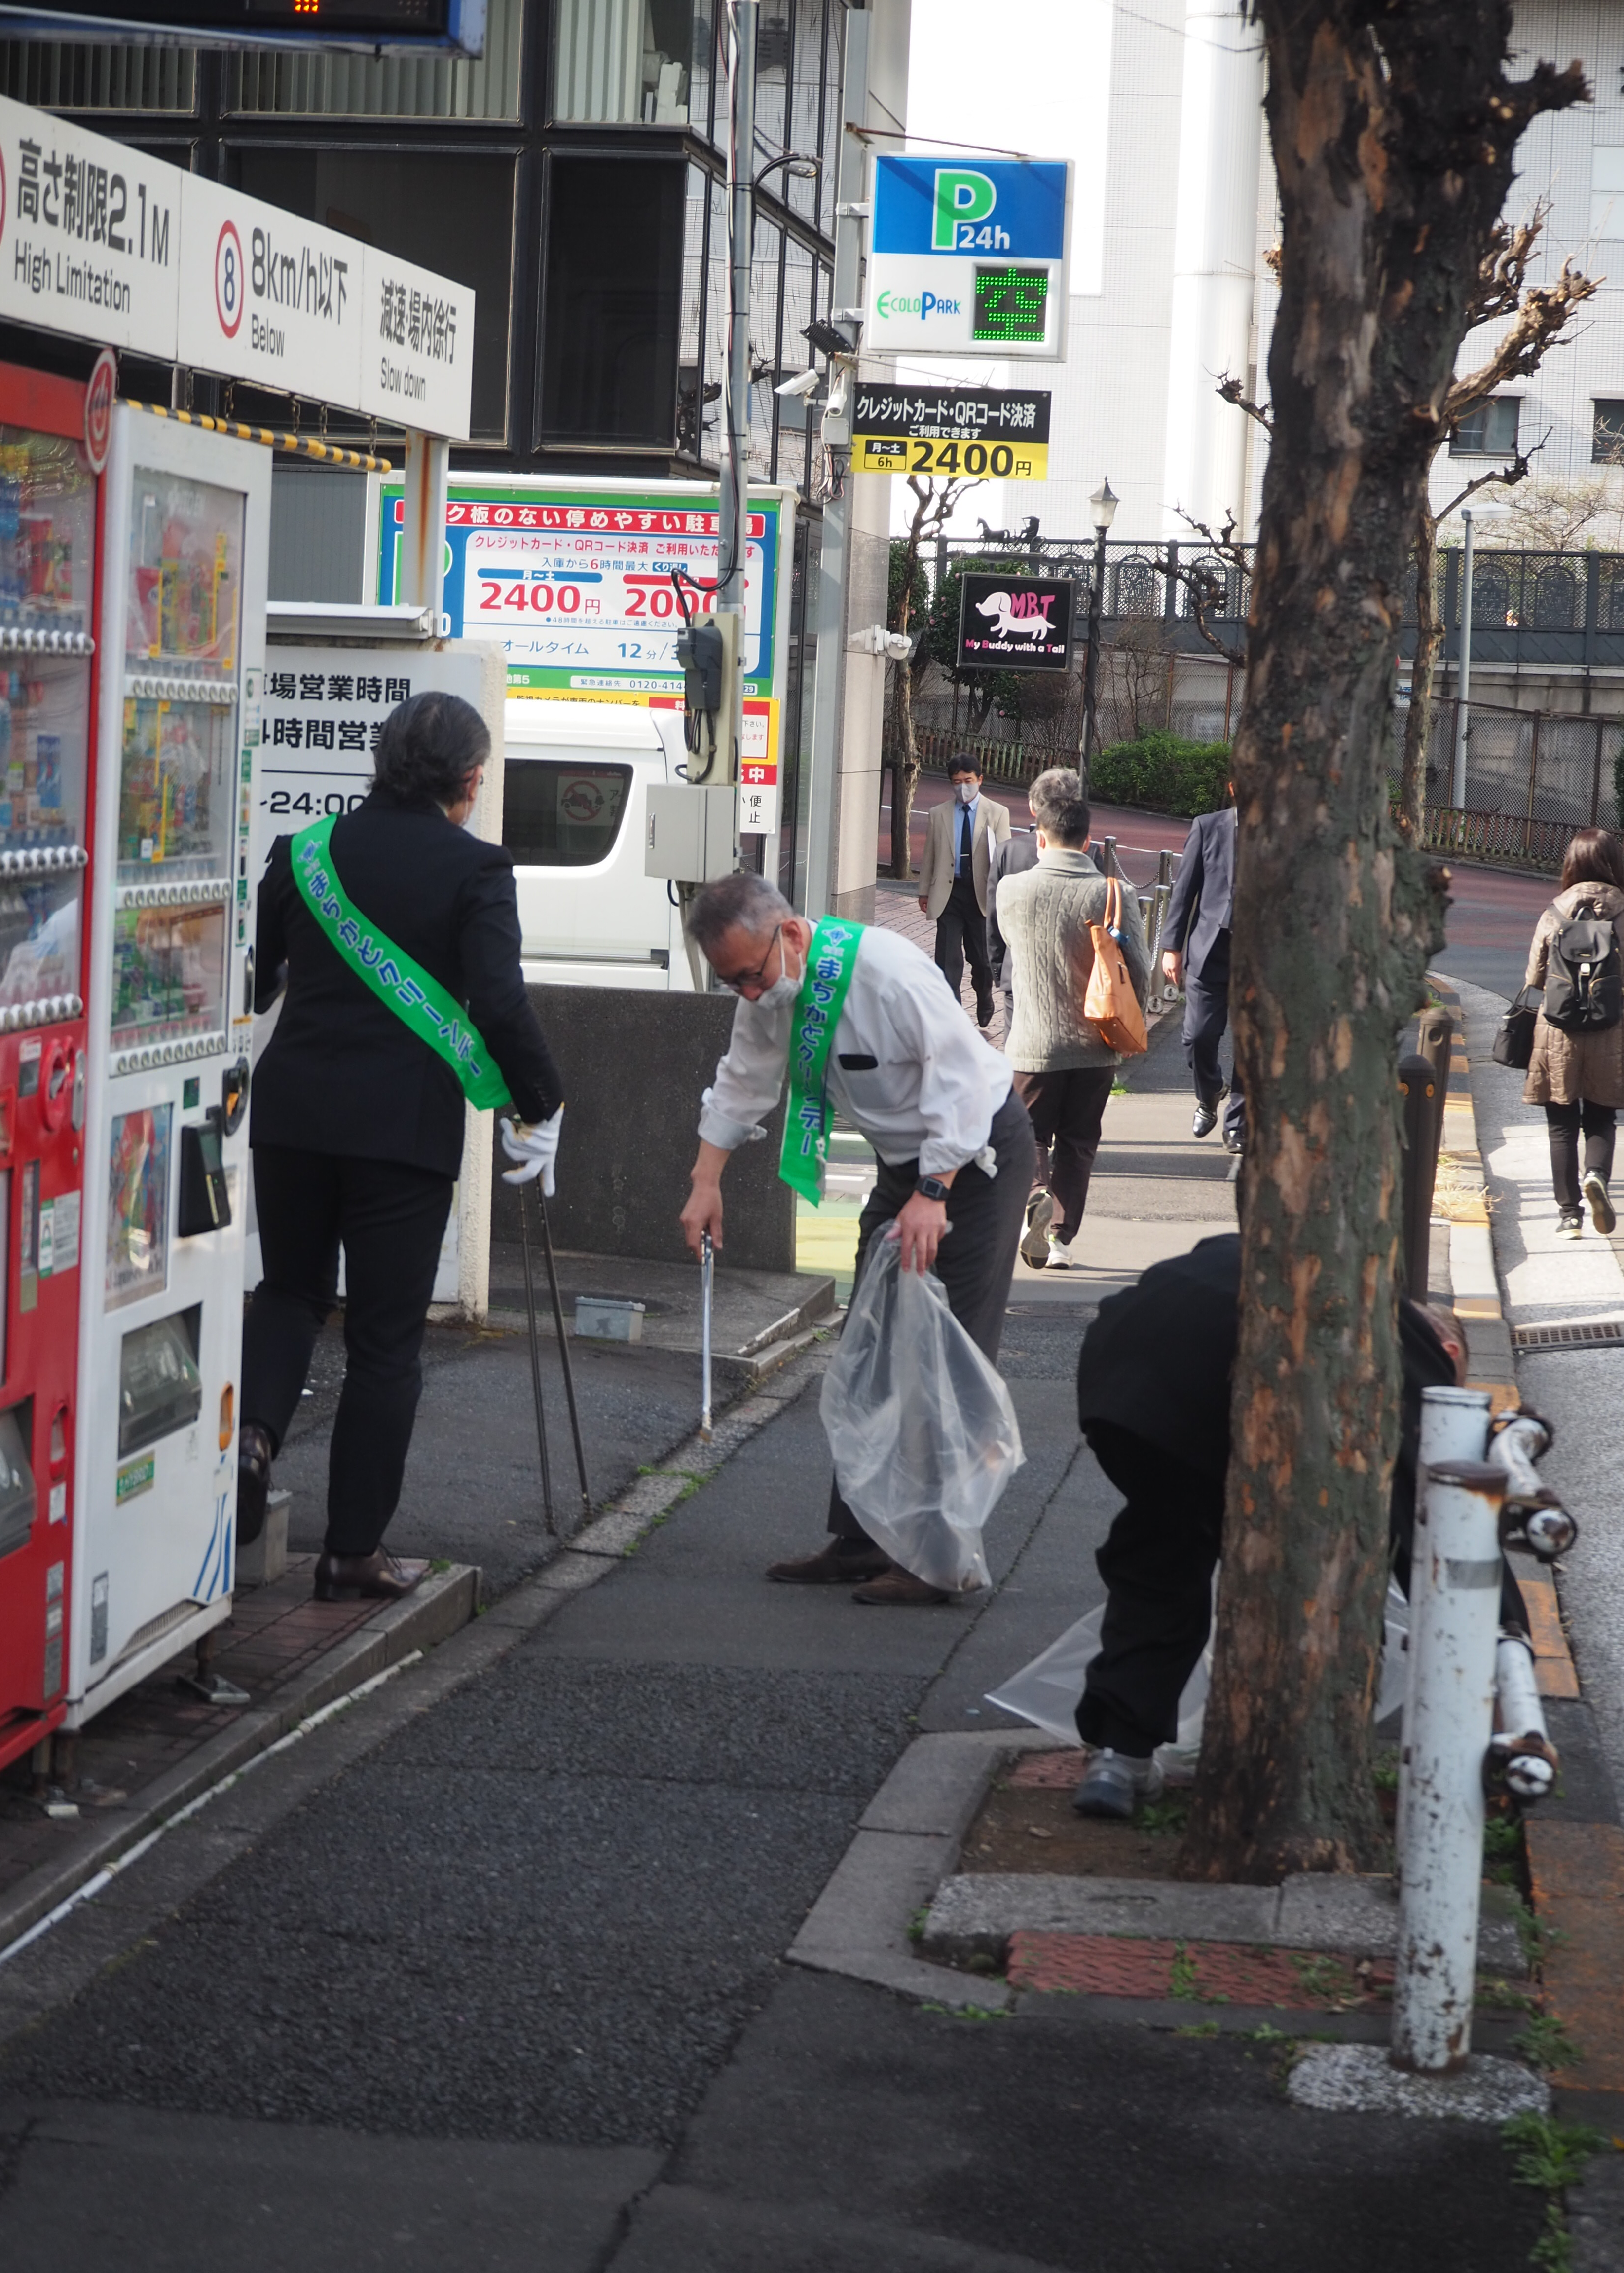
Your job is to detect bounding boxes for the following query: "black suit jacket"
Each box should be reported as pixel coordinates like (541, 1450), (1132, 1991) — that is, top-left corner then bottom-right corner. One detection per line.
(986, 827), (1040, 985)
(1164, 805), (1237, 981)
(252, 787), (563, 1178)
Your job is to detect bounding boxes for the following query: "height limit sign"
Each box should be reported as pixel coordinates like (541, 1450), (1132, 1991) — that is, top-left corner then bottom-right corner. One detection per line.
(850, 386), (1050, 481)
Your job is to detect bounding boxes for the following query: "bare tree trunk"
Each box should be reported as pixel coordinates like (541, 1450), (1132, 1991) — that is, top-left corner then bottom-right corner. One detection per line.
(1181, 2), (1583, 1885)
(889, 660), (920, 879)
(1399, 513), (1441, 840)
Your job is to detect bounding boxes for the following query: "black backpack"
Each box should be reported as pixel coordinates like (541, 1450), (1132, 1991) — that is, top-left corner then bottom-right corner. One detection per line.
(1544, 898), (1623, 1035)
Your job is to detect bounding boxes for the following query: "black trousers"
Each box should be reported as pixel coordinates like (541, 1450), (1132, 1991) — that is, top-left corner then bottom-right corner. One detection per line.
(1183, 959), (1246, 1142)
(242, 1146), (454, 1559)
(829, 1090), (1035, 1542)
(1075, 1423), (1226, 1756)
(1546, 1099), (1617, 1211)
(1010, 1066), (1115, 1244)
(934, 875), (994, 1022)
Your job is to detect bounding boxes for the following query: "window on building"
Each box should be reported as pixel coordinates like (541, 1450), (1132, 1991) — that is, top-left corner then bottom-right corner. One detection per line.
(553, 0), (694, 124)
(1449, 397), (1520, 456)
(236, 149), (515, 444)
(0, 42), (195, 110)
(1594, 401), (1624, 464)
(229, 0), (523, 120)
(540, 156), (685, 446)
(1591, 146), (1624, 241)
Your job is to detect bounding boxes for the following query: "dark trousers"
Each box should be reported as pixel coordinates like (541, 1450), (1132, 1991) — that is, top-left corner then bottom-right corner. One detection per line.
(1546, 1099), (1617, 1212)
(1010, 1066), (1115, 1244)
(1183, 957), (1246, 1142)
(829, 1091), (1035, 1542)
(934, 874), (994, 1023)
(1075, 1423), (1226, 1757)
(242, 1146), (454, 1559)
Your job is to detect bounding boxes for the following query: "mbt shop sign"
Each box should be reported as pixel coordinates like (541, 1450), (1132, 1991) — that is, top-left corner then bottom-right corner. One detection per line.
(955, 574), (1074, 673)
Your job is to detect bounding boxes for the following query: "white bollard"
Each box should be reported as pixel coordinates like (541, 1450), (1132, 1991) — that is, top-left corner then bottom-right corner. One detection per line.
(1491, 1634), (1557, 1803)
(1391, 1438), (1507, 2075)
(1396, 1385), (1491, 1872)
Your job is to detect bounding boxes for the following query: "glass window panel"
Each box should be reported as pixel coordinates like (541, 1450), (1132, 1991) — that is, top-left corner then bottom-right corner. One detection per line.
(755, 4), (789, 155)
(229, 0), (523, 120)
(0, 429), (94, 639)
(1450, 396), (1520, 456)
(0, 663), (87, 851)
(1594, 401), (1624, 464)
(0, 872), (78, 1012)
(503, 760), (632, 866)
(691, 3), (724, 145)
(110, 902), (228, 1052)
(0, 42), (195, 111)
(678, 163), (711, 461)
(126, 470), (243, 676)
(554, 0), (693, 123)
(117, 1309), (203, 1449)
(747, 217), (783, 482)
(236, 150), (514, 444)
(777, 233), (816, 491)
(698, 170), (728, 468)
(541, 157), (685, 445)
(106, 1109), (172, 1313)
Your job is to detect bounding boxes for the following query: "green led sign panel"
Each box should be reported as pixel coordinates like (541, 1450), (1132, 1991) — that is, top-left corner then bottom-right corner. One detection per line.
(972, 266), (1051, 346)
(0, 0), (485, 51)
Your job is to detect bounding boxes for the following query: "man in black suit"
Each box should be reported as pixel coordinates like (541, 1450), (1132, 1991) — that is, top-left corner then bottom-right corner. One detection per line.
(1162, 791), (1244, 1153)
(240, 692), (564, 1602)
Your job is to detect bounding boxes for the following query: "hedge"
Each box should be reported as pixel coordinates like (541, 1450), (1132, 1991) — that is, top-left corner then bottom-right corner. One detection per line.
(1088, 731), (1231, 818)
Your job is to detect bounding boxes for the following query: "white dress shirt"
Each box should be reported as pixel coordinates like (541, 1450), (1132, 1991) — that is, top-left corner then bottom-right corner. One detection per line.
(698, 922), (1013, 1175)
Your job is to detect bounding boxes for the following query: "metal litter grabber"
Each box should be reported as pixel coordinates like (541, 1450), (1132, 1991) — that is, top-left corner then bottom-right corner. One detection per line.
(701, 1228), (715, 1442)
(535, 1182), (592, 1531)
(517, 1180), (556, 1536)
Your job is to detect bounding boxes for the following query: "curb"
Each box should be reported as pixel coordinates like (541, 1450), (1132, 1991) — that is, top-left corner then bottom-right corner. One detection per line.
(0, 1564), (477, 1958)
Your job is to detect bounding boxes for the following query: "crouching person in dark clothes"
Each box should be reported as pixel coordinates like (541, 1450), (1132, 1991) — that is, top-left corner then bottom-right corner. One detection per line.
(1070, 1232), (1529, 1817)
(238, 692), (566, 1602)
(678, 871), (1034, 1605)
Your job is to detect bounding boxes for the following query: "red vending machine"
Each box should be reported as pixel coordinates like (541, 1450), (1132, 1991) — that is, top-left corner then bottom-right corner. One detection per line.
(0, 361), (100, 1777)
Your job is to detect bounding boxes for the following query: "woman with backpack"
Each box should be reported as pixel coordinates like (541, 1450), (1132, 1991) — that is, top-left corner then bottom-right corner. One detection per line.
(1523, 826), (1624, 1239)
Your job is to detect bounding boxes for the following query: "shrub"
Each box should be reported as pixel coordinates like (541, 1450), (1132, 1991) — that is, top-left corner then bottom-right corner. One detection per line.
(1088, 731), (1232, 818)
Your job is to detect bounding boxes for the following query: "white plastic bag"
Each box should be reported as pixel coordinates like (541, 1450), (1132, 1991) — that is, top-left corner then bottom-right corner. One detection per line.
(820, 1235), (1024, 1591)
(985, 1580), (1412, 1773)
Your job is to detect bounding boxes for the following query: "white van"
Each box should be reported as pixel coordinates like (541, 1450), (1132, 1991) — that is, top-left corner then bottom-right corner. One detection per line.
(502, 697), (697, 990)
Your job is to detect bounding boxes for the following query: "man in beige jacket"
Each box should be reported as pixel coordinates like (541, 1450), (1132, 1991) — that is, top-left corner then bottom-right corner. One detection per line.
(995, 767), (1151, 1268)
(917, 754), (1010, 1027)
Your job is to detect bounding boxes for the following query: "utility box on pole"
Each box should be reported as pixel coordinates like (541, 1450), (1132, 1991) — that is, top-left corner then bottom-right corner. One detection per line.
(645, 784), (738, 884)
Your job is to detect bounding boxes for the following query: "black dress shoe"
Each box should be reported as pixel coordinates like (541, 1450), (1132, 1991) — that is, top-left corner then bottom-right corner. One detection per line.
(1222, 1132), (1246, 1156)
(236, 1423), (273, 1546)
(1192, 1102), (1218, 1139)
(313, 1550), (430, 1602)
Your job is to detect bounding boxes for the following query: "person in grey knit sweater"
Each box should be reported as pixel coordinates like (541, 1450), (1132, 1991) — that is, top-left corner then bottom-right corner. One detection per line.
(995, 768), (1151, 1268)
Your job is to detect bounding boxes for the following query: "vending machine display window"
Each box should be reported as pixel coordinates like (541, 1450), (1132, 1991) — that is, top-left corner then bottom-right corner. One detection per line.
(0, 428), (94, 640)
(110, 901), (228, 1052)
(116, 695), (236, 882)
(126, 473), (242, 677)
(116, 1307), (202, 1458)
(106, 1104), (171, 1312)
(0, 664), (90, 854)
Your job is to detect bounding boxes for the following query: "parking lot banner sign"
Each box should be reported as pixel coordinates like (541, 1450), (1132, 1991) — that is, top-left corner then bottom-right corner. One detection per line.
(866, 155), (1072, 362)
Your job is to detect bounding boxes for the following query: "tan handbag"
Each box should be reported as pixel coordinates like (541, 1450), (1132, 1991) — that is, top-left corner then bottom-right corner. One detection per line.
(1083, 875), (1148, 1056)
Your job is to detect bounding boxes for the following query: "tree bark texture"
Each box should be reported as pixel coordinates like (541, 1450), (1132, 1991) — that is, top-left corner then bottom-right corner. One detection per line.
(1399, 513), (1440, 838)
(1181, 4), (1583, 1884)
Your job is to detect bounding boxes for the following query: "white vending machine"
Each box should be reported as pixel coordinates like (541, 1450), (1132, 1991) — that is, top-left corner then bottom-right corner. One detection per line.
(66, 406), (269, 1723)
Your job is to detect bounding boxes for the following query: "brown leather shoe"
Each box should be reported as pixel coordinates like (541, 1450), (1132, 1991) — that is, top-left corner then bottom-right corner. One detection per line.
(766, 1541), (891, 1584)
(313, 1550), (430, 1603)
(851, 1568), (952, 1606)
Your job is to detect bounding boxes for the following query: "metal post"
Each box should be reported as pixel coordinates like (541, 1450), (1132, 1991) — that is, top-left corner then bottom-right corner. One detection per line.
(1396, 1385), (1489, 1870)
(1081, 522), (1107, 769)
(1392, 1388), (1498, 2076)
(1397, 1054), (1440, 1298)
(399, 429), (450, 623)
(801, 7), (869, 919)
(1451, 508), (1476, 810)
(716, 0), (757, 796)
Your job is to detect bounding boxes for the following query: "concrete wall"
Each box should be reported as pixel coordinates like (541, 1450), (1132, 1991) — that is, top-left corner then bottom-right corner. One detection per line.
(488, 986), (796, 1273)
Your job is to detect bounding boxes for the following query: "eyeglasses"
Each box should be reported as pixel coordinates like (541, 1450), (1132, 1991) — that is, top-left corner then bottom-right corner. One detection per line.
(716, 923), (783, 994)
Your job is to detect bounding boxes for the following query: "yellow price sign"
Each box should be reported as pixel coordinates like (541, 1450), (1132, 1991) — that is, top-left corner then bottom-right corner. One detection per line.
(851, 433), (1048, 481)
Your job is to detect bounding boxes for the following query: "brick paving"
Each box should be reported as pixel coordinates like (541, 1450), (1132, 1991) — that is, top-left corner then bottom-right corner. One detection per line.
(1007, 1930), (1389, 2009)
(0, 1557), (380, 1901)
(1007, 1748), (1091, 1790)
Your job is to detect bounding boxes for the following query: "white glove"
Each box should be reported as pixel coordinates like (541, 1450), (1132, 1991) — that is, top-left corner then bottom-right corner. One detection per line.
(501, 1106), (563, 1194)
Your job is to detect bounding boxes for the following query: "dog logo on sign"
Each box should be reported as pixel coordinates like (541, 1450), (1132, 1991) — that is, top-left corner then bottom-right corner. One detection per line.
(975, 590), (1056, 645)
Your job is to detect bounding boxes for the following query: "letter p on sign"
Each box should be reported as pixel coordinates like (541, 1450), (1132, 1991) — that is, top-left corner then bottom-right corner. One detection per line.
(932, 169), (996, 250)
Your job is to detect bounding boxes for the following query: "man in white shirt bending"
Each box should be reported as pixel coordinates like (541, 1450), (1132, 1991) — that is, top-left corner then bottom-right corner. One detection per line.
(679, 871), (1034, 1606)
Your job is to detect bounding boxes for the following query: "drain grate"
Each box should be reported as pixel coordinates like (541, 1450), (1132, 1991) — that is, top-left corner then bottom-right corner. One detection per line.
(1513, 1320), (1624, 1352)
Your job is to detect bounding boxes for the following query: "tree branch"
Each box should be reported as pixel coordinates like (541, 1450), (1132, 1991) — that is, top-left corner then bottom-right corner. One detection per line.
(1167, 508), (1249, 667)
(1217, 374), (1273, 434)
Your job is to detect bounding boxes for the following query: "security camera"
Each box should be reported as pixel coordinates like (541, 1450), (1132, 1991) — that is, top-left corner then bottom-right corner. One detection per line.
(775, 369), (821, 399)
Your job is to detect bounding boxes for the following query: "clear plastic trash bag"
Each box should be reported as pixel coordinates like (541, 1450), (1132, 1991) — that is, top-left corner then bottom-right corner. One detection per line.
(819, 1234), (1025, 1593)
(985, 1580), (1411, 1780)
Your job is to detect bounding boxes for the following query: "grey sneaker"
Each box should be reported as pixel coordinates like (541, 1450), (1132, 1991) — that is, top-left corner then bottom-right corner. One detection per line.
(1583, 1170), (1616, 1235)
(1072, 1748), (1166, 1820)
(1557, 1209), (1585, 1241)
(1021, 1190), (1054, 1266)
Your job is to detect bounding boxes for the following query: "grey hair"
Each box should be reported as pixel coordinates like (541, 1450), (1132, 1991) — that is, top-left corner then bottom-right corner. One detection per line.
(1028, 766), (1091, 847)
(687, 870), (796, 956)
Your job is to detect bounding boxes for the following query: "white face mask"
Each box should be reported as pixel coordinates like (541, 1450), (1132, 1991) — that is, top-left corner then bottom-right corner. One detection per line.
(757, 933), (804, 1009)
(955, 781), (978, 806)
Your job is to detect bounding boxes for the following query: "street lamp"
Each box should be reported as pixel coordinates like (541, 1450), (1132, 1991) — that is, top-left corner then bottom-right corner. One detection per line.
(1081, 477), (1119, 770)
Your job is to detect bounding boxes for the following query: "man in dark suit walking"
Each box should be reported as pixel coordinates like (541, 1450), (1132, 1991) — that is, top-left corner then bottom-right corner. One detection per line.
(1162, 790), (1244, 1153)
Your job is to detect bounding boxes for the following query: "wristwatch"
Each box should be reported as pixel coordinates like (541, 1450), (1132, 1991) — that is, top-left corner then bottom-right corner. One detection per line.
(915, 1176), (951, 1204)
